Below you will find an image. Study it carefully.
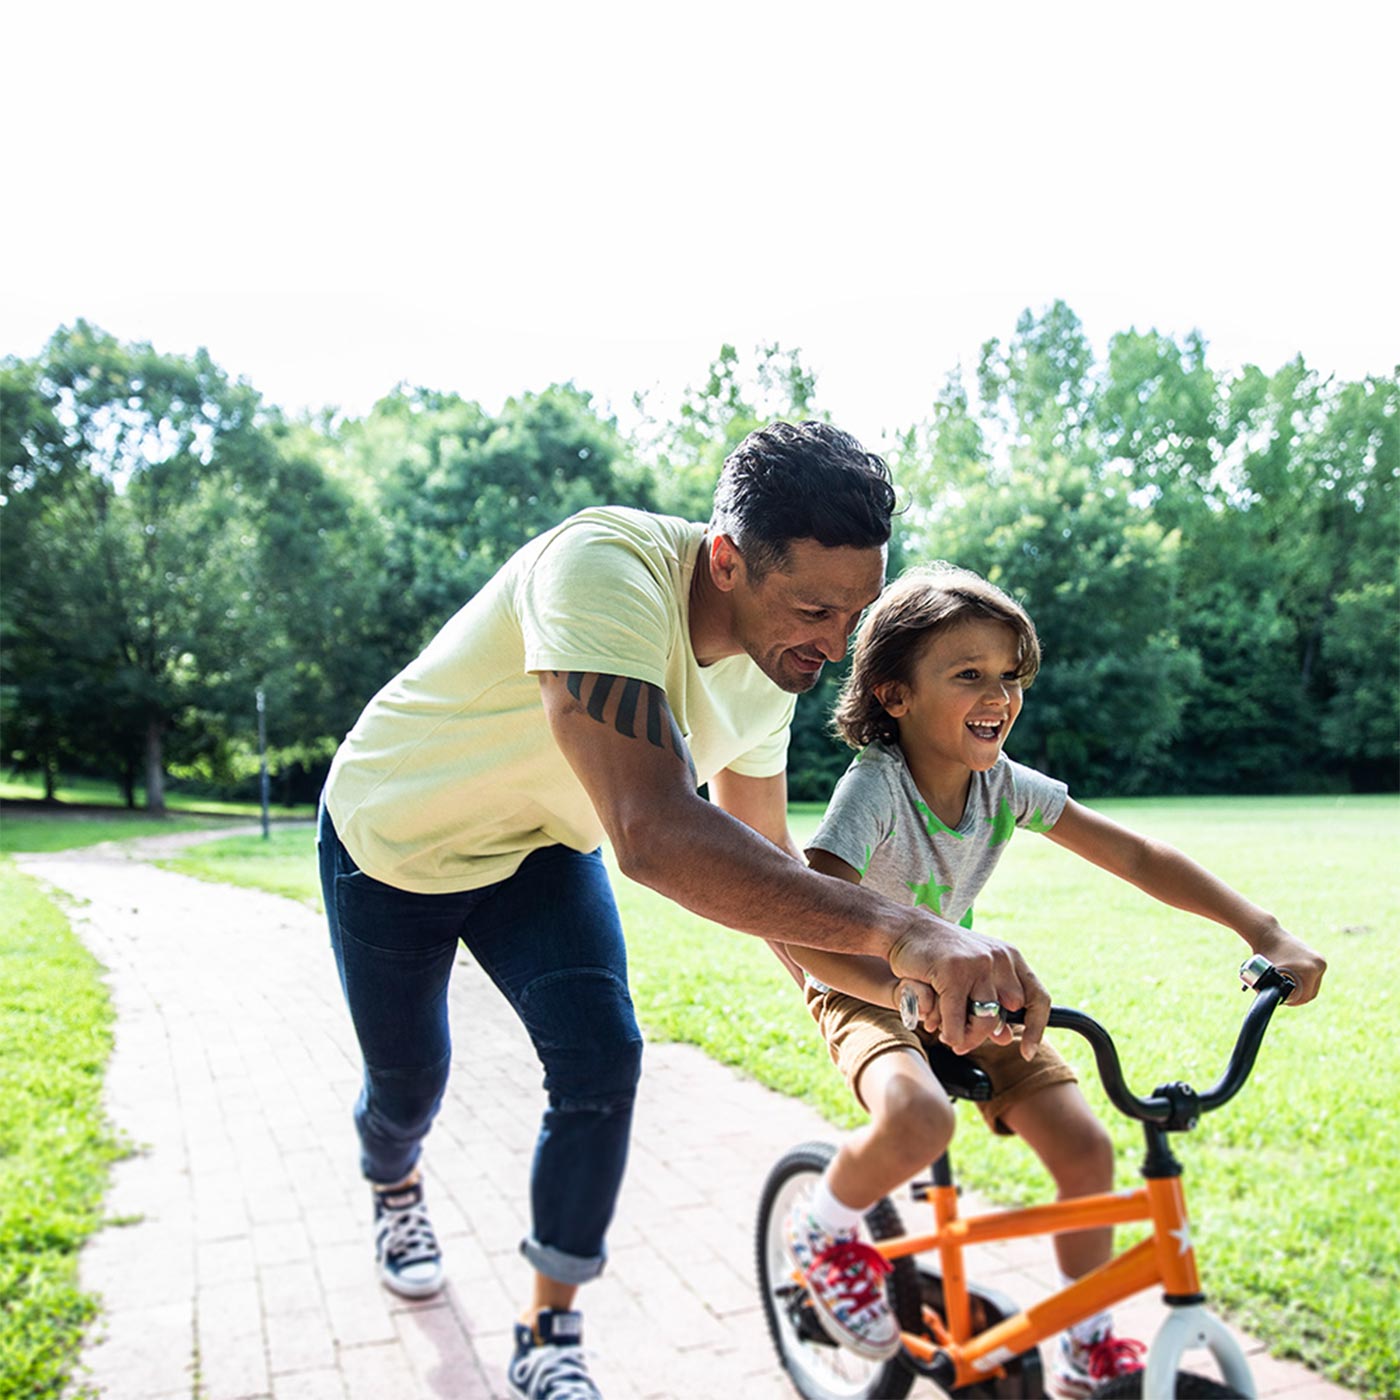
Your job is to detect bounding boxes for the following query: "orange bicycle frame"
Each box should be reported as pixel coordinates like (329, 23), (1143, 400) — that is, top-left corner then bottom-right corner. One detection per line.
(873, 1175), (1200, 1390)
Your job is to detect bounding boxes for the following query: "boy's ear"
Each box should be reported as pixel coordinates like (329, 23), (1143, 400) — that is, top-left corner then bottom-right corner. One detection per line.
(874, 681), (908, 717)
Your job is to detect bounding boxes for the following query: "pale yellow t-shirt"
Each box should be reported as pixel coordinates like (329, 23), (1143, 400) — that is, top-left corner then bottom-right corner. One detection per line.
(324, 506), (796, 892)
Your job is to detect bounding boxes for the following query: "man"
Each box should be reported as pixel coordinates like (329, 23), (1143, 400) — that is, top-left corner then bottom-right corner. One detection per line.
(318, 420), (1049, 1399)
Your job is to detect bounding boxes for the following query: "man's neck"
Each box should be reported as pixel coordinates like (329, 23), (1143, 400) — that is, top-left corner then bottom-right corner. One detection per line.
(688, 534), (739, 666)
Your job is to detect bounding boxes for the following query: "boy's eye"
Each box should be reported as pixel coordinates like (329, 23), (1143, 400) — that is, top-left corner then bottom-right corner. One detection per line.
(802, 608), (831, 621)
(956, 669), (980, 680)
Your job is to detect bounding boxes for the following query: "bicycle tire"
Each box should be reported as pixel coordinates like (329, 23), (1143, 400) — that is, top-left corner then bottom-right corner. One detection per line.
(1091, 1372), (1243, 1398)
(755, 1140), (922, 1400)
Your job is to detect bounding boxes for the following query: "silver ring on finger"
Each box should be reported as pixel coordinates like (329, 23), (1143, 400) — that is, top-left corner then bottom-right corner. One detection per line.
(970, 999), (1003, 1019)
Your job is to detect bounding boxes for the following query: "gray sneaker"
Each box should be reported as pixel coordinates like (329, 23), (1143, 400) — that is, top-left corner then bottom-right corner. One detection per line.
(372, 1178), (443, 1298)
(508, 1310), (600, 1399)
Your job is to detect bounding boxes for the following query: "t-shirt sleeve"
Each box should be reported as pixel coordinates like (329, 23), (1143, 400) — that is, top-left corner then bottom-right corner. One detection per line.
(806, 752), (896, 878)
(516, 520), (673, 687)
(1007, 759), (1069, 834)
(723, 698), (796, 778)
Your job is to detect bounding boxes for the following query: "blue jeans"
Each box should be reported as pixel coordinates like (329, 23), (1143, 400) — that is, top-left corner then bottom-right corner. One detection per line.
(318, 801), (643, 1285)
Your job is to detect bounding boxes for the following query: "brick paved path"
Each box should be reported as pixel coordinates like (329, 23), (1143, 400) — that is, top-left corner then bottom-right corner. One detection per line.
(18, 837), (1352, 1400)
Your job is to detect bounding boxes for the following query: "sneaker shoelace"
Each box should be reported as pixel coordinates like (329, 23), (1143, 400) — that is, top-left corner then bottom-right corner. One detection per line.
(807, 1239), (893, 1319)
(378, 1202), (439, 1265)
(1085, 1335), (1147, 1380)
(790, 1219), (856, 1269)
(514, 1342), (599, 1400)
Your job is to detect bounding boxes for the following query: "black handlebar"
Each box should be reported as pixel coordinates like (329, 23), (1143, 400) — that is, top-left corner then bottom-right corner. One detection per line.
(1005, 961), (1296, 1130)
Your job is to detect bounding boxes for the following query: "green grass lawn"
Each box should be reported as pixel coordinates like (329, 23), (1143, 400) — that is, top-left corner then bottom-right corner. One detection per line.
(0, 811), (220, 856)
(157, 831), (322, 906)
(145, 796), (1400, 1395)
(0, 859), (124, 1400)
(0, 771), (315, 822)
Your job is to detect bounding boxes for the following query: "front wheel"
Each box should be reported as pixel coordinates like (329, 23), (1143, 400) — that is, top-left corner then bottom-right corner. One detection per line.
(1091, 1373), (1244, 1398)
(755, 1141), (921, 1400)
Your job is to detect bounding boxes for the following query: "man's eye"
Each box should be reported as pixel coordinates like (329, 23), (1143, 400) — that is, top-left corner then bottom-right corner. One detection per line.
(803, 609), (830, 621)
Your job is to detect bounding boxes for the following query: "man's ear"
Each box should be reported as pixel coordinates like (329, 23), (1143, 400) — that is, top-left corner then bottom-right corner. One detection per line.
(708, 533), (744, 593)
(874, 681), (908, 718)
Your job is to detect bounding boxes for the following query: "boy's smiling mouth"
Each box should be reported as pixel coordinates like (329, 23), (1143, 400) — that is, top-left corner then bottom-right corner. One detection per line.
(966, 719), (1005, 742)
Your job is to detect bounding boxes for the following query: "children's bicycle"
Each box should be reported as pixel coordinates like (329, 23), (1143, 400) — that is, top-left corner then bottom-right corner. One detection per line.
(756, 956), (1296, 1399)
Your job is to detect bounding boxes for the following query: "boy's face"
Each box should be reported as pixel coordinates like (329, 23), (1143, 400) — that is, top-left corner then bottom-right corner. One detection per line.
(722, 537), (886, 694)
(878, 618), (1025, 776)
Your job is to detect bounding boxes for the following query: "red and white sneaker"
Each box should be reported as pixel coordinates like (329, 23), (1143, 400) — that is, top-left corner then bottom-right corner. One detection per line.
(783, 1196), (900, 1361)
(1051, 1329), (1147, 1398)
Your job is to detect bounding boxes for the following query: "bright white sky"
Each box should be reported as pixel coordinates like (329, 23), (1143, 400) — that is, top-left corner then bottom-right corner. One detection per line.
(4, 0), (1396, 451)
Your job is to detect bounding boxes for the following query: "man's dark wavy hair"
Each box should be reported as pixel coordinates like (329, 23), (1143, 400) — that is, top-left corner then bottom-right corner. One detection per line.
(710, 420), (896, 579)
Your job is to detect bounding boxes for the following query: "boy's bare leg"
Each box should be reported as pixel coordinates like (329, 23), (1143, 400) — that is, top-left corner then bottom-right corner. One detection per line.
(827, 1047), (956, 1210)
(1002, 1082), (1116, 1278)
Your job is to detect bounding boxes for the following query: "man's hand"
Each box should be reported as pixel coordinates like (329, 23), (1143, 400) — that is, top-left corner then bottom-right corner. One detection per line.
(1250, 924), (1327, 1005)
(888, 914), (1049, 1058)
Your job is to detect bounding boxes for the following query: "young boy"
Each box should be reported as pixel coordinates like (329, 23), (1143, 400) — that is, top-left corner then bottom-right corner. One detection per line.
(781, 565), (1325, 1397)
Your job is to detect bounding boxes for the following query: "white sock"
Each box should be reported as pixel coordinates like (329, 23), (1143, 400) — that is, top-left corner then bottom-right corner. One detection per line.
(807, 1171), (864, 1235)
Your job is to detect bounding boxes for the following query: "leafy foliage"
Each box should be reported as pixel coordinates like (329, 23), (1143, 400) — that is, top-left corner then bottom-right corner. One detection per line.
(3, 312), (1395, 804)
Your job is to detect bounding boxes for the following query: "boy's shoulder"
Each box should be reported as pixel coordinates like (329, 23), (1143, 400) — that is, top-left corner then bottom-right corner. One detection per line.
(823, 741), (910, 815)
(978, 755), (1069, 833)
(848, 740), (910, 786)
(986, 753), (1052, 788)
(854, 738), (911, 768)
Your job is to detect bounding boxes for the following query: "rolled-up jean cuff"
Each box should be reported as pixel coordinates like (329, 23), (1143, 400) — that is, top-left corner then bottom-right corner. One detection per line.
(521, 1236), (607, 1285)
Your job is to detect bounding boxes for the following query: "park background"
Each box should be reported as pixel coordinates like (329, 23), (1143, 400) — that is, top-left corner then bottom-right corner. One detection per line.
(2, 3), (1397, 1399)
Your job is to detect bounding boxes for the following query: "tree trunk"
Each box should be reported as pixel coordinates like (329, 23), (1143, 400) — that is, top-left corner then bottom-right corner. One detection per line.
(43, 752), (56, 801)
(121, 758), (136, 809)
(144, 718), (166, 815)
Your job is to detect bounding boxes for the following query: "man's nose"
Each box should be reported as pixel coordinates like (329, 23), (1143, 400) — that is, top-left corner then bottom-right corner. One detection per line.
(818, 626), (850, 664)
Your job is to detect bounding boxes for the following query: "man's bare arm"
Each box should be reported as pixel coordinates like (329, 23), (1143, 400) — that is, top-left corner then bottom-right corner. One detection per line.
(708, 767), (808, 987)
(538, 671), (1050, 1053)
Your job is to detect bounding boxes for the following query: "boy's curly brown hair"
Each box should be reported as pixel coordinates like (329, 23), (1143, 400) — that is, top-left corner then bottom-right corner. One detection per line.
(833, 564), (1041, 749)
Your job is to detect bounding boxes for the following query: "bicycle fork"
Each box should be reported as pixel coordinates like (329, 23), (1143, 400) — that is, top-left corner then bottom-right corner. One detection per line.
(1139, 1128), (1255, 1398)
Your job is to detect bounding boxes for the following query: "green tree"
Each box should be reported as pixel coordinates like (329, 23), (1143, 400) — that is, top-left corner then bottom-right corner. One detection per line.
(977, 300), (1099, 465)
(327, 382), (653, 663)
(1096, 326), (1220, 526)
(1169, 362), (1400, 789)
(1, 324), (365, 811)
(899, 308), (1397, 796)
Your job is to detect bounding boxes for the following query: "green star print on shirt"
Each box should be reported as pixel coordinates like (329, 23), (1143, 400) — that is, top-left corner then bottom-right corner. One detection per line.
(907, 874), (954, 911)
(986, 795), (1017, 846)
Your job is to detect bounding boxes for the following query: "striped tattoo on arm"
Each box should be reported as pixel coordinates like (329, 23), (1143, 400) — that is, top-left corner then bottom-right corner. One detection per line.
(558, 672), (696, 784)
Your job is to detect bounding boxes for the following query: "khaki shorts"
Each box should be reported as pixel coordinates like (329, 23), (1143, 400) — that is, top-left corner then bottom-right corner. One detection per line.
(805, 983), (1077, 1135)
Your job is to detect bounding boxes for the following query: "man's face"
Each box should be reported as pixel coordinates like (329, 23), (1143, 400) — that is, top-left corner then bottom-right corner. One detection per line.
(726, 538), (887, 694)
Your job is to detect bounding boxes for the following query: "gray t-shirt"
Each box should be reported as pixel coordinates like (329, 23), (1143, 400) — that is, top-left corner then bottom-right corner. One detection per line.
(808, 741), (1069, 928)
